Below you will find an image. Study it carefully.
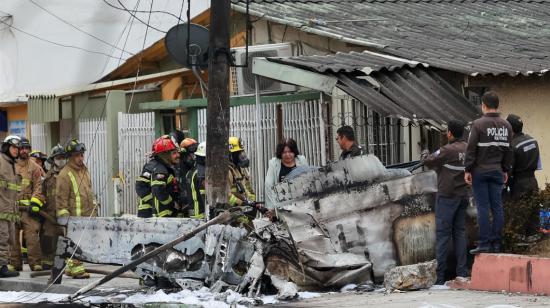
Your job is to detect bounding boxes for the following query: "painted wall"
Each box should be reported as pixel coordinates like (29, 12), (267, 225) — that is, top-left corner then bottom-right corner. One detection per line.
(471, 75), (550, 187)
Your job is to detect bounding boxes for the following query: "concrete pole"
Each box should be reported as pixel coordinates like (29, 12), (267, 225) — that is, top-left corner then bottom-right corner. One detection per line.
(205, 0), (231, 214)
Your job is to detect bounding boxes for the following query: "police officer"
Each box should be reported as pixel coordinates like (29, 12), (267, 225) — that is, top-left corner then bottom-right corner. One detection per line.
(11, 137), (45, 272)
(40, 145), (66, 270)
(506, 114), (541, 237)
(56, 139), (96, 278)
(0, 136), (21, 277)
(136, 136), (180, 218)
(423, 120), (469, 285)
(186, 142), (206, 219)
(227, 137), (256, 208)
(465, 91), (513, 254)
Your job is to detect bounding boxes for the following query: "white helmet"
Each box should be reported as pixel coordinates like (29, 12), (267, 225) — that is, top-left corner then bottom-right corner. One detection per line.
(3, 135), (21, 144)
(195, 142), (206, 157)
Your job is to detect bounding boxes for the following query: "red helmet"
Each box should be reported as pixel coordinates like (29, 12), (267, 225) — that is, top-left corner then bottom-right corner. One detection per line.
(152, 135), (177, 155)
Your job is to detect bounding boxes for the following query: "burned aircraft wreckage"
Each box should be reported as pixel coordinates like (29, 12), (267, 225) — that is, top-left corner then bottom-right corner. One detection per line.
(53, 155), (438, 295)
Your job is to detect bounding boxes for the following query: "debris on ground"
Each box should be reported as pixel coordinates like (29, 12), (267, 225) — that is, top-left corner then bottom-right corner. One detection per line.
(384, 260), (437, 291)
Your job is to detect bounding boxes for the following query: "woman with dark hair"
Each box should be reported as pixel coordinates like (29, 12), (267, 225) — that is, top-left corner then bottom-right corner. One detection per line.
(264, 138), (308, 209)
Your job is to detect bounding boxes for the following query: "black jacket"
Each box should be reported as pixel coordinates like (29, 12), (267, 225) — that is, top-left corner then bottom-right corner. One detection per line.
(135, 158), (178, 217)
(340, 143), (363, 160)
(424, 139), (469, 198)
(465, 113), (513, 174)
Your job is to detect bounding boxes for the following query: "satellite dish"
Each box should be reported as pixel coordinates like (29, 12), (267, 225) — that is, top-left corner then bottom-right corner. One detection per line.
(165, 23), (209, 69)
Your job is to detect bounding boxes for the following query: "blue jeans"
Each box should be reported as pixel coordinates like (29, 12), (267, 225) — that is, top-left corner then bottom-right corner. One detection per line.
(436, 196), (468, 281)
(472, 170), (505, 248)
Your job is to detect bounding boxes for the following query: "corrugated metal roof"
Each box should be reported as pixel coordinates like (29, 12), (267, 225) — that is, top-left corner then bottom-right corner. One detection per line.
(232, 0), (550, 76)
(268, 50), (426, 74)
(336, 67), (480, 124)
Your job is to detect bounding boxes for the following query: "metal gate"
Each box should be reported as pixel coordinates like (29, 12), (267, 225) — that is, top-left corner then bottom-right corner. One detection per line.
(197, 97), (325, 201)
(282, 99), (326, 167)
(30, 123), (48, 153)
(117, 112), (156, 215)
(198, 104), (277, 201)
(79, 118), (108, 216)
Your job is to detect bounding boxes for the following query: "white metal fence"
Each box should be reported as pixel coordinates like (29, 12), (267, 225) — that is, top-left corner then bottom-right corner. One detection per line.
(282, 99), (326, 167)
(330, 94), (402, 165)
(117, 112), (156, 215)
(30, 123), (48, 153)
(197, 97), (326, 201)
(79, 118), (108, 216)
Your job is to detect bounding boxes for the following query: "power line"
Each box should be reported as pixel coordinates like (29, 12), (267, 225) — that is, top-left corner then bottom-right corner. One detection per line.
(127, 0), (154, 114)
(0, 19), (127, 60)
(27, 0), (135, 56)
(102, 0), (185, 23)
(102, 0), (167, 34)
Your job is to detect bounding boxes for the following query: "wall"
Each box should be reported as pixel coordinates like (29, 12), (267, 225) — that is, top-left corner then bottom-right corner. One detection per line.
(471, 74), (550, 187)
(6, 104), (28, 138)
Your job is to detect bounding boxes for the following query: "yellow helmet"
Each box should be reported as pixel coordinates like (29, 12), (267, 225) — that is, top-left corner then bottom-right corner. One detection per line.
(228, 136), (244, 153)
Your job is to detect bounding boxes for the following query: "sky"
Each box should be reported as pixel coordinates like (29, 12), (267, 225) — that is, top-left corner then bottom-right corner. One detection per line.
(0, 0), (209, 101)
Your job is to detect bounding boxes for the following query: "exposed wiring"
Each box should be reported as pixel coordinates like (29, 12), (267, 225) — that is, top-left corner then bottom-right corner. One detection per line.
(0, 19), (126, 60)
(102, 0), (166, 34)
(28, 0), (134, 56)
(102, 0), (185, 23)
(126, 0), (154, 114)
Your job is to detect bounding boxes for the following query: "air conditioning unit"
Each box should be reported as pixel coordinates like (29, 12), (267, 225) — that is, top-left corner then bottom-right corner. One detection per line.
(232, 43), (296, 96)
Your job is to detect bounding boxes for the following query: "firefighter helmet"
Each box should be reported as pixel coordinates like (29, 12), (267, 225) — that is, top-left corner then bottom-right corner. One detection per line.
(30, 150), (47, 161)
(180, 138), (198, 153)
(228, 136), (244, 153)
(1, 135), (21, 153)
(65, 139), (86, 154)
(152, 135), (178, 155)
(195, 142), (206, 157)
(20, 137), (31, 149)
(49, 144), (66, 159)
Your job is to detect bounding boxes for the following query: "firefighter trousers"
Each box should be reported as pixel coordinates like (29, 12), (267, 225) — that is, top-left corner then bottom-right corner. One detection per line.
(40, 219), (64, 267)
(0, 220), (15, 266)
(10, 212), (42, 269)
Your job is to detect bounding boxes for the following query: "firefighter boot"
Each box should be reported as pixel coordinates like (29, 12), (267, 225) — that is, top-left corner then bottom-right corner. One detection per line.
(0, 265), (19, 278)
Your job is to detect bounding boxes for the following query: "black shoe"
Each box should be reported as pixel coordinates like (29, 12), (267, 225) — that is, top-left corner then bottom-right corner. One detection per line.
(491, 243), (502, 253)
(0, 265), (20, 278)
(469, 246), (491, 254)
(434, 279), (446, 285)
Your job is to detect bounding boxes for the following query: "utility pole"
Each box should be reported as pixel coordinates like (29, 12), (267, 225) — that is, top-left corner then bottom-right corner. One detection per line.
(205, 0), (231, 212)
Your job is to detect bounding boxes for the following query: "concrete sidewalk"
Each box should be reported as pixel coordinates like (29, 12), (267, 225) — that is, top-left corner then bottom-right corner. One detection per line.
(0, 263), (142, 294)
(272, 289), (550, 308)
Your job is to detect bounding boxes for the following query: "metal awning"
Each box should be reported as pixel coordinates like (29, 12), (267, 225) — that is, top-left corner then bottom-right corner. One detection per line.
(253, 58), (479, 125)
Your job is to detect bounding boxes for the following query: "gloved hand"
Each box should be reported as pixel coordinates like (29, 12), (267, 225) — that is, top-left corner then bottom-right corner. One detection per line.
(28, 200), (41, 217)
(242, 199), (256, 208)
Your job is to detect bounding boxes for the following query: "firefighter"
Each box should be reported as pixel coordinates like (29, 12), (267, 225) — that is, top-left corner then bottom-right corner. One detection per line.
(30, 150), (48, 174)
(56, 139), (96, 278)
(0, 136), (22, 277)
(177, 138), (198, 217)
(228, 137), (256, 208)
(136, 136), (180, 218)
(10, 137), (45, 272)
(40, 145), (66, 270)
(186, 142), (206, 219)
(506, 114), (541, 237)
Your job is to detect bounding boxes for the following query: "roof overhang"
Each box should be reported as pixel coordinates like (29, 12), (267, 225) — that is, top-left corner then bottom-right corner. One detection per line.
(252, 58), (337, 94)
(253, 56), (479, 126)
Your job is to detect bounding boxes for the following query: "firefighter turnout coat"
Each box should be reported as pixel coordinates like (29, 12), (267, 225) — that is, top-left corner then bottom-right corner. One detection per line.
(55, 160), (96, 217)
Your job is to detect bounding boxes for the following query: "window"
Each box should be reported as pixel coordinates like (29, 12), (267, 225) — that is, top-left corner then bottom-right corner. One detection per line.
(9, 120), (26, 137)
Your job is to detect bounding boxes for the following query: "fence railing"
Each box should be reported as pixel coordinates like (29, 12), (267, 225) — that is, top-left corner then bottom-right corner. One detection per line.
(79, 118), (108, 216)
(117, 112), (156, 215)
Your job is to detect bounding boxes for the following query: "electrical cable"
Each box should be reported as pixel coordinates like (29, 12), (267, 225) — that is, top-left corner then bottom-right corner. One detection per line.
(3, 1), (142, 304)
(101, 0), (166, 34)
(0, 19), (126, 60)
(102, 0), (184, 23)
(126, 0), (154, 114)
(27, 0), (134, 56)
